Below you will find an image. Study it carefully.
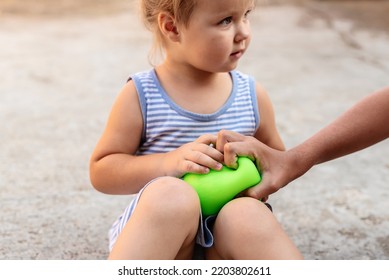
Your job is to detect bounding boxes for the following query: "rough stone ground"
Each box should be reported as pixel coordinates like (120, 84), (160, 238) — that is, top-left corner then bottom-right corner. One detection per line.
(1, 0), (388, 259)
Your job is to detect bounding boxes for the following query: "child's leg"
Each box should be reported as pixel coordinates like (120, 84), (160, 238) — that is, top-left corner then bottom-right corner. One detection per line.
(206, 197), (303, 260)
(109, 177), (200, 260)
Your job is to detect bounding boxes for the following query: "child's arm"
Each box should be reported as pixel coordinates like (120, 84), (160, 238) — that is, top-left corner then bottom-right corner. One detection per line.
(89, 81), (223, 195)
(253, 83), (285, 151)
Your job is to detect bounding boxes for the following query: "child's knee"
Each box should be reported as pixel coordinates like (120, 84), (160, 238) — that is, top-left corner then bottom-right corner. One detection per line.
(221, 197), (271, 217)
(216, 197), (277, 235)
(141, 176), (200, 220)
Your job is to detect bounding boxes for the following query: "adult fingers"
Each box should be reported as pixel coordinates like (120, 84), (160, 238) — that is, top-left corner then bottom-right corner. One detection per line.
(242, 175), (280, 201)
(222, 139), (258, 169)
(215, 130), (246, 153)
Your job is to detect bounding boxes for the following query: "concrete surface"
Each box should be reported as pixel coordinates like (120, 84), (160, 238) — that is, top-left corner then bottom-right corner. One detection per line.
(1, 0), (388, 259)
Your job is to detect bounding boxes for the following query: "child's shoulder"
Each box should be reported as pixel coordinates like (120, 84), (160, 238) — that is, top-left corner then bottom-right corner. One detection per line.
(127, 68), (155, 82)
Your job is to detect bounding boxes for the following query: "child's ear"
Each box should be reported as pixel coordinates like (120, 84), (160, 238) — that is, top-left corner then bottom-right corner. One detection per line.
(158, 12), (180, 42)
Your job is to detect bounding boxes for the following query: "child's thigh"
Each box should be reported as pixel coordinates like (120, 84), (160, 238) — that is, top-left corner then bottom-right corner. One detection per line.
(205, 198), (283, 259)
(210, 197), (280, 246)
(206, 197), (302, 259)
(109, 177), (201, 259)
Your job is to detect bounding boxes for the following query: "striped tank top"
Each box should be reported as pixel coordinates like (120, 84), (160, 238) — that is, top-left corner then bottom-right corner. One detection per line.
(131, 69), (260, 155)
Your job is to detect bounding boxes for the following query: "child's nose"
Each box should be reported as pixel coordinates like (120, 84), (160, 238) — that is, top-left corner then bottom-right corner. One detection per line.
(234, 21), (250, 42)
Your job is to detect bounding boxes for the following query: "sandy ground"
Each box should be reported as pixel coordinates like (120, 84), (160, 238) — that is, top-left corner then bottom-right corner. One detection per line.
(1, 0), (388, 259)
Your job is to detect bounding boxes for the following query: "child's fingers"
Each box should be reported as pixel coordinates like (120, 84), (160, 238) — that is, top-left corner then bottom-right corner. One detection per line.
(195, 134), (218, 146)
(182, 160), (211, 175)
(185, 149), (223, 171)
(194, 134), (224, 163)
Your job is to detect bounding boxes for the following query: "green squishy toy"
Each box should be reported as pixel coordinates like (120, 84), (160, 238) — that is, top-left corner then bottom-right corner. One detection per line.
(183, 157), (261, 216)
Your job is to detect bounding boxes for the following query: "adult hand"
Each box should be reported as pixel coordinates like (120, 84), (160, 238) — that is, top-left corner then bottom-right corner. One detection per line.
(216, 130), (294, 200)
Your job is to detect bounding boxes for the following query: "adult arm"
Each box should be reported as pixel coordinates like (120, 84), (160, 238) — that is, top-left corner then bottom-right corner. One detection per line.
(217, 87), (389, 199)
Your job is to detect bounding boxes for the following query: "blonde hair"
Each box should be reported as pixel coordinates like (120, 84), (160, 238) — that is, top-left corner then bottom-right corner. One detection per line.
(139, 0), (197, 64)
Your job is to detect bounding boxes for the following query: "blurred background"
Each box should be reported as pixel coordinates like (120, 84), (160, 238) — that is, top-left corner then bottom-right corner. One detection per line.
(1, 0), (388, 259)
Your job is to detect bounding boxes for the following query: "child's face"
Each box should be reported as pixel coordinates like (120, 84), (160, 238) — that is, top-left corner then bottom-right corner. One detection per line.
(177, 0), (254, 73)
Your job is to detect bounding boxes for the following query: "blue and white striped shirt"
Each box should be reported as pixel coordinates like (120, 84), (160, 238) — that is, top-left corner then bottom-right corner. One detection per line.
(131, 69), (260, 155)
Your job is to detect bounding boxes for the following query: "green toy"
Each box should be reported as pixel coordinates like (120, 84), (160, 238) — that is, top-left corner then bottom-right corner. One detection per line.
(183, 157), (261, 216)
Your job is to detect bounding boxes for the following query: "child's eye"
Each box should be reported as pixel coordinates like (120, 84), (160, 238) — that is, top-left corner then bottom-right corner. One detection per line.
(219, 16), (233, 26)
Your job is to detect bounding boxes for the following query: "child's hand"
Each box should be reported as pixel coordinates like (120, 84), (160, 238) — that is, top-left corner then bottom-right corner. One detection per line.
(163, 134), (224, 178)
